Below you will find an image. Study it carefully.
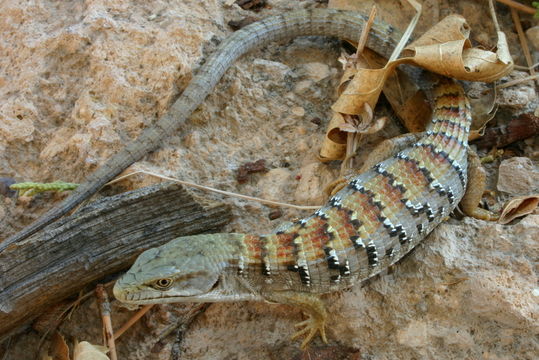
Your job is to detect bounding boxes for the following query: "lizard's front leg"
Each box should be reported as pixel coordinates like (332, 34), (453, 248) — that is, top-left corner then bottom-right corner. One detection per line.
(263, 291), (328, 349)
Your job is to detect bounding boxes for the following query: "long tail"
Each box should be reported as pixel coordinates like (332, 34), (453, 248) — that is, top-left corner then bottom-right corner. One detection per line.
(418, 78), (471, 189)
(3, 9), (403, 247)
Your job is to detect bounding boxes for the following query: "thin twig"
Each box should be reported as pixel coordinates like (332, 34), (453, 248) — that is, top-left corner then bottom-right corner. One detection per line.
(109, 170), (322, 210)
(496, 74), (539, 89)
(114, 305), (154, 340)
(35, 281), (115, 358)
(341, 5), (377, 174)
(514, 63), (539, 71)
(58, 279), (118, 322)
(96, 285), (118, 360)
(1, 337), (11, 360)
(389, 0), (422, 62)
(356, 5), (377, 55)
(510, 7), (535, 76)
(496, 0), (537, 15)
(489, 0), (502, 33)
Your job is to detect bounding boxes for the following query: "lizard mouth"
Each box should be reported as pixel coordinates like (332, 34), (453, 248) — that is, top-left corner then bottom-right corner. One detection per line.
(114, 278), (222, 304)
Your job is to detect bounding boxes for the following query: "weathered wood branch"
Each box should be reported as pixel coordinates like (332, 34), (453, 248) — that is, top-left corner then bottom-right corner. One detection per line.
(0, 182), (232, 339)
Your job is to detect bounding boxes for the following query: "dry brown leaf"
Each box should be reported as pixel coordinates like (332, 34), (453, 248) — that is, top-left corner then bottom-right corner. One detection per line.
(319, 0), (425, 162)
(332, 65), (396, 116)
(320, 13), (513, 160)
(467, 83), (498, 132)
(74, 341), (109, 360)
(406, 14), (471, 48)
(498, 195), (539, 224)
(48, 332), (70, 360)
(403, 15), (513, 82)
(353, 48), (432, 133)
(320, 52), (393, 161)
(468, 130), (482, 142)
(319, 113), (347, 161)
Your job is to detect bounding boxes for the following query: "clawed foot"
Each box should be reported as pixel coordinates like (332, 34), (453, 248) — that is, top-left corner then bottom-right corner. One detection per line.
(291, 313), (328, 349)
(263, 291), (328, 349)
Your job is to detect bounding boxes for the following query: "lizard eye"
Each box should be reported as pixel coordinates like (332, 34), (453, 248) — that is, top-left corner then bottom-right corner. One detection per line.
(152, 278), (173, 290)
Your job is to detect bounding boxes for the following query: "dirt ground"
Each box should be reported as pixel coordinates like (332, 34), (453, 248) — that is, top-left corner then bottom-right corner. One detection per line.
(0, 0), (538, 359)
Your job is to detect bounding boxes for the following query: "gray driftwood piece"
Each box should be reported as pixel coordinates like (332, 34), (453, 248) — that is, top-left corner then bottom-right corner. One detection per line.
(0, 182), (231, 339)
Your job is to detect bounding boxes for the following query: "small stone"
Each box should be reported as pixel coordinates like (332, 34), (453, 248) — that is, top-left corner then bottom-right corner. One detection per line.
(229, 78), (243, 96)
(497, 157), (539, 195)
(236, 159), (267, 184)
(396, 320), (428, 347)
(257, 168), (292, 202)
(291, 106), (305, 117)
(294, 163), (336, 205)
(0, 98), (37, 142)
(252, 59), (290, 83)
(227, 17), (257, 30)
(310, 117), (322, 126)
(497, 71), (537, 108)
(268, 209), (283, 220)
(526, 26), (539, 50)
(302, 62), (331, 81)
(294, 79), (313, 94)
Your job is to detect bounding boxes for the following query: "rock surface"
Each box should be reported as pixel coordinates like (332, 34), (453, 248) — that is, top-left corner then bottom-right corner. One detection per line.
(497, 157), (539, 195)
(1, 0), (538, 359)
(527, 25), (539, 51)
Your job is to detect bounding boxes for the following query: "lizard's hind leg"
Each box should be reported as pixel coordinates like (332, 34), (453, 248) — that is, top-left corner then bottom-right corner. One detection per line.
(460, 150), (499, 221)
(326, 132), (424, 196)
(264, 291), (328, 349)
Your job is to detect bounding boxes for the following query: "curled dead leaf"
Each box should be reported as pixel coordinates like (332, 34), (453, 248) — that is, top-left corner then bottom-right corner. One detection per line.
(48, 332), (69, 360)
(404, 16), (513, 82)
(320, 4), (513, 165)
(498, 195), (539, 224)
(467, 82), (498, 131)
(74, 341), (109, 360)
(319, 113), (347, 161)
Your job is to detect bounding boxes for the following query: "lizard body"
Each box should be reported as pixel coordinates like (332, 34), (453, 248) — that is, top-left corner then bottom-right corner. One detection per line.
(4, 8), (402, 248)
(112, 10), (474, 348)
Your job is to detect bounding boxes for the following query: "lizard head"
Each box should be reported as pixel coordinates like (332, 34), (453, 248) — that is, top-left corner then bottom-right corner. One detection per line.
(113, 233), (258, 304)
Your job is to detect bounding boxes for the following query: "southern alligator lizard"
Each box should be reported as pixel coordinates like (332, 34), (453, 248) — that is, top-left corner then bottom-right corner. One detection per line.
(3, 8), (404, 248)
(111, 9), (479, 348)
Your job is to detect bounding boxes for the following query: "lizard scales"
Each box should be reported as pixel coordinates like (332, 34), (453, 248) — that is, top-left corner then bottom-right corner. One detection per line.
(112, 9), (472, 347)
(114, 81), (470, 347)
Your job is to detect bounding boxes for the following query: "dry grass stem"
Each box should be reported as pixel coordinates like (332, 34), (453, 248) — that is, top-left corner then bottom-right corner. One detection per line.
(496, 0), (537, 14)
(96, 285), (118, 360)
(389, 0), (422, 62)
(489, 0), (502, 32)
(510, 7), (535, 76)
(355, 5), (377, 55)
(342, 6), (377, 174)
(514, 63), (539, 71)
(496, 74), (539, 89)
(114, 305), (154, 340)
(109, 170), (322, 210)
